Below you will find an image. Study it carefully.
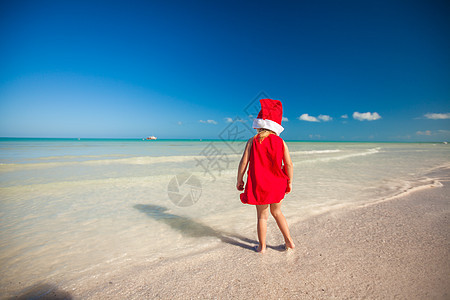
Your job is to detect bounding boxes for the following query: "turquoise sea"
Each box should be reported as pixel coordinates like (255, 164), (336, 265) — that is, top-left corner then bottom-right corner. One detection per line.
(1, 138), (449, 296)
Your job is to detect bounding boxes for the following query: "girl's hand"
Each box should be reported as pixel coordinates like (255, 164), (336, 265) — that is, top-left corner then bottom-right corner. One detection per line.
(285, 181), (292, 194)
(236, 180), (245, 191)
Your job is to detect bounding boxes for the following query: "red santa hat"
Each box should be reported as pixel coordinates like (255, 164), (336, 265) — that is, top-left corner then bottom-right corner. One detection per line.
(252, 99), (284, 135)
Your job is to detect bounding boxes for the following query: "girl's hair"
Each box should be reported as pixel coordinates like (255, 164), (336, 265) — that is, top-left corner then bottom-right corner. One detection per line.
(256, 128), (275, 143)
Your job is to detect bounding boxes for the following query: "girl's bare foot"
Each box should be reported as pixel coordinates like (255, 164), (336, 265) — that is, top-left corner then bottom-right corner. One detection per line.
(285, 239), (295, 250)
(256, 245), (266, 253)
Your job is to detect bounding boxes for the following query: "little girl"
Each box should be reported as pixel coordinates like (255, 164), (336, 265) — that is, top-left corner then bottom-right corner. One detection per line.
(236, 98), (295, 253)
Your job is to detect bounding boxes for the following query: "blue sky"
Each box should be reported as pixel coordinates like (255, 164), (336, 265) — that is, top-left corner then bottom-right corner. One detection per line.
(0, 0), (449, 141)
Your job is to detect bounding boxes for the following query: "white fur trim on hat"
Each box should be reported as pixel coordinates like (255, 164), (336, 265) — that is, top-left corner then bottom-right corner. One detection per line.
(252, 118), (284, 136)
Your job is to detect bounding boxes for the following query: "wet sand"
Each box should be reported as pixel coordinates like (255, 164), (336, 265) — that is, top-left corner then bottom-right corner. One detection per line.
(12, 172), (450, 299)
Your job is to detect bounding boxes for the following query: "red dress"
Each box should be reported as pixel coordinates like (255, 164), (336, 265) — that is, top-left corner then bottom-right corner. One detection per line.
(240, 134), (289, 205)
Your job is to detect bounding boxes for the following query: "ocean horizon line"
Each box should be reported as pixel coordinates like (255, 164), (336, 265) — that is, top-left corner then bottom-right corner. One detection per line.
(0, 137), (446, 144)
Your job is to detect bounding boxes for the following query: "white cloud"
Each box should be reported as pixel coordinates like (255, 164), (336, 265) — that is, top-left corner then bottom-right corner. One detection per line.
(299, 114), (319, 122)
(224, 117), (247, 123)
(199, 119), (218, 125)
(282, 117), (289, 122)
(424, 113), (450, 120)
(308, 134), (321, 139)
(352, 112), (382, 121)
(299, 113), (333, 122)
(318, 114), (332, 122)
(415, 130), (450, 136)
(341, 114), (348, 119)
(416, 130), (432, 136)
(177, 121), (182, 125)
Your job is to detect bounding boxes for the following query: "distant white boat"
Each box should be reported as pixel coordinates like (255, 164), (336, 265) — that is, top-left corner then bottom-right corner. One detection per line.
(145, 136), (157, 140)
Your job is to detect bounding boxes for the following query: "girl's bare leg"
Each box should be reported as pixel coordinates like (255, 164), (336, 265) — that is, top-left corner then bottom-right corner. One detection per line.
(256, 204), (269, 253)
(270, 202), (295, 249)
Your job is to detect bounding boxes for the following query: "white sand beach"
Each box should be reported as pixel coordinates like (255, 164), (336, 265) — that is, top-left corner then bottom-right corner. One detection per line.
(20, 169), (447, 299)
(2, 141), (449, 300)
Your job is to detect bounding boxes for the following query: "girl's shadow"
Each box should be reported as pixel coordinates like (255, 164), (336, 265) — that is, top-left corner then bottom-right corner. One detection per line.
(134, 204), (284, 252)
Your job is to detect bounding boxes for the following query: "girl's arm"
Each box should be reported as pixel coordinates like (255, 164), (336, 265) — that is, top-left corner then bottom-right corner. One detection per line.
(236, 138), (253, 191)
(282, 140), (294, 194)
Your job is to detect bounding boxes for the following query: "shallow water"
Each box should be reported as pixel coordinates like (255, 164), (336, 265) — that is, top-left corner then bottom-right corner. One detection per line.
(0, 138), (449, 296)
